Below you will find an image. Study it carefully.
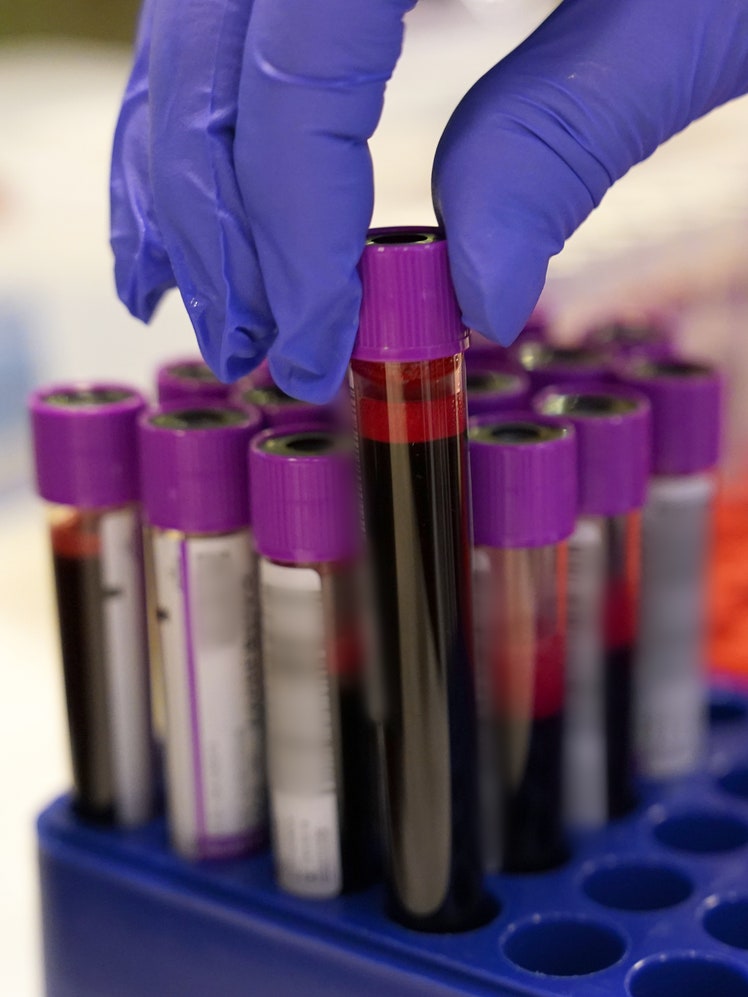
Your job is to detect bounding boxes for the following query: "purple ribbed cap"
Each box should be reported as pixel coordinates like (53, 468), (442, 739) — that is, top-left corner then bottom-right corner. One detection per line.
(352, 227), (468, 362)
(470, 412), (577, 548)
(534, 382), (652, 516)
(250, 427), (359, 563)
(139, 403), (263, 533)
(231, 378), (336, 430)
(616, 359), (722, 475)
(466, 357), (531, 416)
(514, 342), (612, 392)
(582, 316), (675, 361)
(30, 382), (145, 508)
(156, 357), (231, 404)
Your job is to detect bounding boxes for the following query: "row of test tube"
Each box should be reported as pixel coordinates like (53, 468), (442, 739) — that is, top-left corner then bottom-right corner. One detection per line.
(28, 227), (722, 935)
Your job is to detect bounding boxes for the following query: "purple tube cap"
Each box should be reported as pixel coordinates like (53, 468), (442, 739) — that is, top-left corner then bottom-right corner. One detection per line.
(466, 356), (531, 416)
(514, 342), (612, 391)
(250, 427), (359, 564)
(29, 382), (146, 508)
(470, 411), (577, 549)
(231, 380), (337, 430)
(139, 402), (263, 533)
(156, 357), (231, 404)
(352, 227), (468, 363)
(581, 315), (675, 361)
(615, 358), (722, 475)
(534, 382), (652, 517)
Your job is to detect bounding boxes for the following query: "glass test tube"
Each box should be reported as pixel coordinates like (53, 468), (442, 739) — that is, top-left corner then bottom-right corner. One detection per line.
(619, 360), (722, 778)
(470, 415), (576, 872)
(514, 343), (611, 393)
(350, 227), (487, 932)
(250, 428), (376, 898)
(139, 404), (266, 859)
(29, 384), (155, 826)
(155, 357), (232, 405)
(535, 385), (652, 827)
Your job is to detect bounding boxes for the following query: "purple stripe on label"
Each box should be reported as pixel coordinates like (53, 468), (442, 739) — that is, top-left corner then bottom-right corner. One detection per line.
(196, 827), (267, 861)
(179, 541), (207, 842)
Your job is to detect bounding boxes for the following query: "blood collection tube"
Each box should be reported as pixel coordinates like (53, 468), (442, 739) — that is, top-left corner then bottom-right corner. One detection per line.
(466, 358), (531, 417)
(350, 227), (488, 932)
(582, 316), (675, 362)
(29, 383), (155, 826)
(139, 403), (266, 859)
(534, 385), (651, 828)
(232, 362), (337, 429)
(250, 427), (375, 897)
(156, 357), (231, 405)
(467, 311), (547, 369)
(618, 359), (722, 778)
(514, 342), (611, 392)
(470, 413), (576, 872)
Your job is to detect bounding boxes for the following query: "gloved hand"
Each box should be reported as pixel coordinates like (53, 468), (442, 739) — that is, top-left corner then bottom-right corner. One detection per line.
(111, 0), (748, 403)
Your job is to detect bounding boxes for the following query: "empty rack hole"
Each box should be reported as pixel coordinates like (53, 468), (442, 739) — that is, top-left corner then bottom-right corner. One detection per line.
(703, 897), (748, 950)
(627, 954), (748, 997)
(718, 765), (748, 802)
(709, 694), (748, 726)
(502, 915), (625, 976)
(653, 811), (748, 854)
(582, 861), (693, 912)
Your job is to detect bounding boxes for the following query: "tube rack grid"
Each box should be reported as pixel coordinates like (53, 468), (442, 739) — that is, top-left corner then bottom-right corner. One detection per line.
(39, 684), (748, 997)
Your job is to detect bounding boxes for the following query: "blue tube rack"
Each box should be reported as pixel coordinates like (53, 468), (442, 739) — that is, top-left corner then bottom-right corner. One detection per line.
(39, 685), (748, 997)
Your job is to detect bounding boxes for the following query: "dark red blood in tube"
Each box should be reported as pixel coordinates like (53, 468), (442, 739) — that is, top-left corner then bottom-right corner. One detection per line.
(353, 355), (487, 931)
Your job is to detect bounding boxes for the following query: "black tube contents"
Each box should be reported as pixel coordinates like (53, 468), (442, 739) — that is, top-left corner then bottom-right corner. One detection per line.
(357, 420), (486, 931)
(52, 516), (114, 823)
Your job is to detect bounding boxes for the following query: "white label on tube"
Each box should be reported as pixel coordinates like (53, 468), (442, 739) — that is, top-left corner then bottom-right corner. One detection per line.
(636, 474), (714, 778)
(153, 530), (264, 858)
(564, 517), (607, 828)
(99, 506), (153, 826)
(261, 560), (341, 897)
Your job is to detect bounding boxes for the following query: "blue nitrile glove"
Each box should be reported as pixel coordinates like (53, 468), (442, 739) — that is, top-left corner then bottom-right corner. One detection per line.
(111, 0), (748, 403)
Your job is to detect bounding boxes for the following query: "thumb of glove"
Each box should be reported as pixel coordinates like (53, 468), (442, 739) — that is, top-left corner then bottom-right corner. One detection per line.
(433, 0), (748, 345)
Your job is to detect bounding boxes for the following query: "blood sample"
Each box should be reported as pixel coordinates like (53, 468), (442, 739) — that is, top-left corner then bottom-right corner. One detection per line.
(232, 362), (337, 429)
(535, 385), (651, 827)
(250, 427), (375, 897)
(582, 316), (675, 362)
(350, 227), (488, 932)
(514, 343), (611, 392)
(466, 358), (531, 417)
(29, 383), (155, 826)
(470, 413), (576, 872)
(618, 359), (722, 778)
(139, 403), (266, 859)
(156, 357), (231, 405)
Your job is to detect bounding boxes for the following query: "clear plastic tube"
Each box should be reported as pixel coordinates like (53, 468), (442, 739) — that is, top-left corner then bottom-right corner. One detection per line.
(350, 354), (485, 931)
(565, 511), (640, 826)
(636, 473), (715, 777)
(49, 502), (154, 826)
(150, 524), (265, 859)
(474, 542), (567, 872)
(260, 556), (375, 897)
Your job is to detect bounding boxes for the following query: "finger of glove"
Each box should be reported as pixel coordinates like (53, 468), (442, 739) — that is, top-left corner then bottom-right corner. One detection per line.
(433, 0), (748, 347)
(235, 0), (416, 404)
(110, 0), (175, 322)
(149, 0), (275, 381)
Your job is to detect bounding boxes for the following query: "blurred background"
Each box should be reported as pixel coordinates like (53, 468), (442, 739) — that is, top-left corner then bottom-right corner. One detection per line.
(2, 1), (748, 993)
